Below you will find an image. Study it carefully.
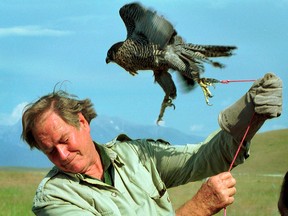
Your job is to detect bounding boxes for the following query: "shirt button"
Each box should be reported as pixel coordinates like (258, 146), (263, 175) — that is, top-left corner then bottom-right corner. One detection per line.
(111, 192), (117, 197)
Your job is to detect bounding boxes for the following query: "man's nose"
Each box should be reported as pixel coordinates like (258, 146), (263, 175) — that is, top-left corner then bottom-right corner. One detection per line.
(56, 145), (69, 160)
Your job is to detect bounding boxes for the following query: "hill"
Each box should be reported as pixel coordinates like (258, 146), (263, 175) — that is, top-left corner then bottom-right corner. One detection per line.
(232, 128), (288, 174)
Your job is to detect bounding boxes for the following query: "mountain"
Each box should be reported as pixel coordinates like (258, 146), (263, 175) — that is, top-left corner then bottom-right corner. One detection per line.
(90, 115), (203, 144)
(0, 115), (203, 168)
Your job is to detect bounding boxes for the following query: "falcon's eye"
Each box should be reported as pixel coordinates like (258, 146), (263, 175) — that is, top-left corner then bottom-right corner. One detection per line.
(108, 50), (113, 58)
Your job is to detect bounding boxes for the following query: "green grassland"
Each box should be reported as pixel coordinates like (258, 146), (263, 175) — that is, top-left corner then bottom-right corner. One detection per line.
(0, 168), (48, 216)
(0, 129), (287, 215)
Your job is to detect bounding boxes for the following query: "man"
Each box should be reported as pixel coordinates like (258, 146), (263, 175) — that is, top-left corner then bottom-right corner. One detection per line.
(278, 171), (288, 216)
(22, 73), (282, 215)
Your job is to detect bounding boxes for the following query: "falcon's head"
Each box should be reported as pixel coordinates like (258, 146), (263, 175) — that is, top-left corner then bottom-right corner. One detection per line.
(106, 42), (123, 64)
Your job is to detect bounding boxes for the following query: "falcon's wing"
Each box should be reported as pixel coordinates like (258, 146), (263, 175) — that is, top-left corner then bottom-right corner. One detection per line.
(119, 2), (175, 48)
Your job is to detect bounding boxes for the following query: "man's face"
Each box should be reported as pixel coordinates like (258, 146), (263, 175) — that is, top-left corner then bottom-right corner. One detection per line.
(32, 111), (97, 174)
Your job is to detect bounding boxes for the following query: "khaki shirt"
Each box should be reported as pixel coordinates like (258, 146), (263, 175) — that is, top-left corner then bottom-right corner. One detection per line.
(32, 129), (250, 215)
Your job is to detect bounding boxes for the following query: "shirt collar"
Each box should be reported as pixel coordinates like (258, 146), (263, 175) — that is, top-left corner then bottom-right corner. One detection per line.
(94, 142), (112, 172)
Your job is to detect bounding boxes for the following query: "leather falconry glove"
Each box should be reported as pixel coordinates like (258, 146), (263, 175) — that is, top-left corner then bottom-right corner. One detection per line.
(218, 72), (282, 142)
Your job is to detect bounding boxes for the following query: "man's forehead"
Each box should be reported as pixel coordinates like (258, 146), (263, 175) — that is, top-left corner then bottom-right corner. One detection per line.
(32, 111), (64, 150)
(35, 110), (57, 126)
(33, 111), (63, 137)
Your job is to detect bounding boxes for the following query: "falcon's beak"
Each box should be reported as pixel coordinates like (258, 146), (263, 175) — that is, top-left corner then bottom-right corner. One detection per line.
(105, 57), (111, 64)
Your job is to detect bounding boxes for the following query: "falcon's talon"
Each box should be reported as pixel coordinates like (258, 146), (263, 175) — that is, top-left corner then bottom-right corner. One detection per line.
(167, 99), (176, 109)
(171, 104), (176, 110)
(206, 101), (213, 106)
(157, 96), (176, 124)
(198, 77), (218, 105)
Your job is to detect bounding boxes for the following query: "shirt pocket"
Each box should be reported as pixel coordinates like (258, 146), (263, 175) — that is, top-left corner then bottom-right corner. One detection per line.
(129, 162), (172, 209)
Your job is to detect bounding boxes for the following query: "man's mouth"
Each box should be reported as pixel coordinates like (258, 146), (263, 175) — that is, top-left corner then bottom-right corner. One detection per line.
(62, 154), (77, 167)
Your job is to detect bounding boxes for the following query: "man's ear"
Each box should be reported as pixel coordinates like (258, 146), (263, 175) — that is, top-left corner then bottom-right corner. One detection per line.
(78, 113), (89, 130)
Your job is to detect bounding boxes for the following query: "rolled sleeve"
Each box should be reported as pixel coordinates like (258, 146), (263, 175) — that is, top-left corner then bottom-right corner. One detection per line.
(144, 129), (250, 188)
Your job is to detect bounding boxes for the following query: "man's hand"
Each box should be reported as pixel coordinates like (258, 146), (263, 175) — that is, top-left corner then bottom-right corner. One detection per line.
(250, 73), (282, 118)
(176, 172), (236, 216)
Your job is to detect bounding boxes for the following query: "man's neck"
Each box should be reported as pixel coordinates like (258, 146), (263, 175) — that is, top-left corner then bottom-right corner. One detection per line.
(84, 145), (104, 179)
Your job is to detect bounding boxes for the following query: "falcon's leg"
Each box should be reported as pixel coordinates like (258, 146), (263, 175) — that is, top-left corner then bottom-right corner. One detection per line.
(154, 70), (177, 124)
(157, 95), (175, 124)
(197, 78), (220, 105)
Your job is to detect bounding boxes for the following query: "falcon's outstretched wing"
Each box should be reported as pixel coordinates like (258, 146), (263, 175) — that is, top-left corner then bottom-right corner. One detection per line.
(119, 2), (175, 48)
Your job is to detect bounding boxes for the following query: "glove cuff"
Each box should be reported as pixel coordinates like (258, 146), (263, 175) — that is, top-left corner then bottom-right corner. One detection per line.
(218, 93), (266, 142)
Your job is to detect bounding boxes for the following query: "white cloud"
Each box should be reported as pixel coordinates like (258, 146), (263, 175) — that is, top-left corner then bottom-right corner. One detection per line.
(189, 124), (205, 133)
(0, 102), (28, 125)
(0, 25), (72, 37)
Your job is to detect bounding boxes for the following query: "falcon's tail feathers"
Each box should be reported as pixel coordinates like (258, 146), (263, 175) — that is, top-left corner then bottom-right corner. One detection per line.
(177, 46), (226, 69)
(183, 44), (237, 57)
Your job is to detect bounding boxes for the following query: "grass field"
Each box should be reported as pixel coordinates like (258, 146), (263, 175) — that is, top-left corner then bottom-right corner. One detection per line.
(0, 129), (287, 215)
(0, 167), (47, 216)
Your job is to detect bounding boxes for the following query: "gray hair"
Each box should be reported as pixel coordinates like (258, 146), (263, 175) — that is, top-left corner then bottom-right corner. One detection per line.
(21, 90), (97, 149)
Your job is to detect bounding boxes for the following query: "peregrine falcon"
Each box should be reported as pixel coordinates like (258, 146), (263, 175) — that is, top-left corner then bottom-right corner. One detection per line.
(106, 2), (237, 123)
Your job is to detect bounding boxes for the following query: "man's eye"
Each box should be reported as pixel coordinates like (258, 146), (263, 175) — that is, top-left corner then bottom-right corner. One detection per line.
(50, 148), (57, 155)
(60, 138), (68, 144)
(44, 148), (55, 155)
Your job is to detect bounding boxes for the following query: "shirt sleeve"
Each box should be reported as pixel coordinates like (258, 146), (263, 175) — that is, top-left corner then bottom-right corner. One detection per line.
(138, 129), (250, 188)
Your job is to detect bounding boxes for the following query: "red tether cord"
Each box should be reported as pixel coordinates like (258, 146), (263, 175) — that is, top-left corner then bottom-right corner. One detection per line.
(224, 112), (256, 216)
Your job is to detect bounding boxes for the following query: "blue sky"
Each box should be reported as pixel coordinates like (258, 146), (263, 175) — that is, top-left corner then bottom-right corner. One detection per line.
(0, 0), (287, 138)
